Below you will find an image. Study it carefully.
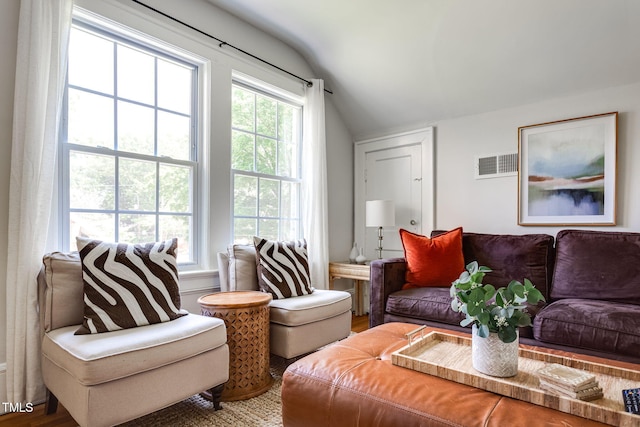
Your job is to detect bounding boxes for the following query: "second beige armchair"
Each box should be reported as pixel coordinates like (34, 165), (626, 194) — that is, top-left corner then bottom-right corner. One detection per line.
(217, 244), (352, 359)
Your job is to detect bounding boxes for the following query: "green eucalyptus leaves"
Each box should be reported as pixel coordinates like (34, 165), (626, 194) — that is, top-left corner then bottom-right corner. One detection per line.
(450, 261), (545, 343)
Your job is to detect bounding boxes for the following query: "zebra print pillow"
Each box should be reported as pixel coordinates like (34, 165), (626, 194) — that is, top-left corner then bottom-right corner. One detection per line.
(75, 237), (187, 335)
(253, 237), (313, 299)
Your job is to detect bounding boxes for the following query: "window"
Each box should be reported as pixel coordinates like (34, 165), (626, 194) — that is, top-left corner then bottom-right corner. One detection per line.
(61, 20), (199, 264)
(231, 83), (302, 244)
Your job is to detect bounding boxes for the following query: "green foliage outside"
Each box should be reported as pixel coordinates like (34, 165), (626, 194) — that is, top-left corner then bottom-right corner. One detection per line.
(231, 86), (301, 243)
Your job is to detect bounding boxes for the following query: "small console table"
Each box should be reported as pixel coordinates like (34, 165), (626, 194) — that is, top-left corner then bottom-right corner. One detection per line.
(328, 261), (371, 316)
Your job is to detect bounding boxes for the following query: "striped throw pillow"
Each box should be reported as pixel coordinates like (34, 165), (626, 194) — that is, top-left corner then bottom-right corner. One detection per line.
(75, 237), (187, 335)
(253, 237), (313, 299)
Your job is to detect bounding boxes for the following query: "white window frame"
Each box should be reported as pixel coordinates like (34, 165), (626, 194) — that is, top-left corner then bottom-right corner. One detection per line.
(230, 77), (304, 244)
(59, 12), (205, 270)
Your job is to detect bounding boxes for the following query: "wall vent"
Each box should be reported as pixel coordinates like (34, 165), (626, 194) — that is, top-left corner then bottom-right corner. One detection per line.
(475, 153), (518, 179)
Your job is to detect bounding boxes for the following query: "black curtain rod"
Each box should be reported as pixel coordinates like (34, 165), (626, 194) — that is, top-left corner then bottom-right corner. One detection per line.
(131, 0), (333, 94)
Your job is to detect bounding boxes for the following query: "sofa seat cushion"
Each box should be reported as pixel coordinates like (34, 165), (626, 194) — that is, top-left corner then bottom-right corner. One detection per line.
(269, 289), (351, 327)
(533, 299), (640, 358)
(386, 287), (465, 326)
(42, 314), (226, 386)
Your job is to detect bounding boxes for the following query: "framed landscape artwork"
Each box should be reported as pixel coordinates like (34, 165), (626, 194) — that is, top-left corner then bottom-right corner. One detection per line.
(518, 112), (617, 226)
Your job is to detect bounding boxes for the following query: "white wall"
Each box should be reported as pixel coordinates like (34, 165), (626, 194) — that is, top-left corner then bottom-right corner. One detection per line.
(435, 82), (640, 235)
(0, 0), (353, 405)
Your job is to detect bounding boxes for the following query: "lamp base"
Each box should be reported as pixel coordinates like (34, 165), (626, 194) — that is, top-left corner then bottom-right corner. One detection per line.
(377, 226), (384, 259)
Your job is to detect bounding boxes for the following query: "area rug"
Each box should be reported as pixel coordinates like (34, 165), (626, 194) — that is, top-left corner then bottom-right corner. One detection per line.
(119, 356), (287, 427)
(118, 333), (356, 426)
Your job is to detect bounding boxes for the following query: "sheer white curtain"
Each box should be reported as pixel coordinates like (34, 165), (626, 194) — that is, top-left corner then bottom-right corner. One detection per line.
(302, 79), (329, 289)
(6, 0), (72, 404)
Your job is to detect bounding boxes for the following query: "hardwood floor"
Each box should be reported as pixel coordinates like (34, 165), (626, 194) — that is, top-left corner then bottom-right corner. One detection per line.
(351, 313), (370, 333)
(0, 402), (74, 427)
(0, 313), (370, 426)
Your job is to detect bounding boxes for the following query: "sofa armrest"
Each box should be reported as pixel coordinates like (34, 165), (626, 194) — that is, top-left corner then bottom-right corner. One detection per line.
(369, 258), (407, 328)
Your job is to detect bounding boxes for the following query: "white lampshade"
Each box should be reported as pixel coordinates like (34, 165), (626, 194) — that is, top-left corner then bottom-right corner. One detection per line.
(366, 200), (395, 227)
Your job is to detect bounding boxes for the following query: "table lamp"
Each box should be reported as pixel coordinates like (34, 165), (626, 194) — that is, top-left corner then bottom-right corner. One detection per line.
(366, 199), (395, 259)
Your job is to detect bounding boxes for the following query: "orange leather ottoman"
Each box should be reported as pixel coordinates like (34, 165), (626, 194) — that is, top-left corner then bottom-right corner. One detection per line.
(281, 323), (616, 427)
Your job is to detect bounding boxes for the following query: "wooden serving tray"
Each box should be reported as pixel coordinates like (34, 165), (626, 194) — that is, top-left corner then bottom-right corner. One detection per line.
(391, 330), (640, 426)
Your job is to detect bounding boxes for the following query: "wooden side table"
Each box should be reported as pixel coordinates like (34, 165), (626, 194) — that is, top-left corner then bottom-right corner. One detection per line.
(328, 261), (371, 316)
(197, 291), (273, 401)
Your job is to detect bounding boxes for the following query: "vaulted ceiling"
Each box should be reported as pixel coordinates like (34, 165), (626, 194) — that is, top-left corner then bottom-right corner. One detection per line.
(207, 0), (640, 140)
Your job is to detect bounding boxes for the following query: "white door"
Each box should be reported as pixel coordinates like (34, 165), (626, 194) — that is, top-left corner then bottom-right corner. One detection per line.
(364, 144), (422, 260)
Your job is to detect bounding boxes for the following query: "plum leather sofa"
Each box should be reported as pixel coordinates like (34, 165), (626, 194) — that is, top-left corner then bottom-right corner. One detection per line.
(370, 229), (640, 364)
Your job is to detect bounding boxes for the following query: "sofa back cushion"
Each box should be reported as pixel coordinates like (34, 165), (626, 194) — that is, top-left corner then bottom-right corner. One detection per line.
(433, 231), (555, 300)
(226, 244), (260, 292)
(551, 230), (640, 304)
(39, 252), (85, 332)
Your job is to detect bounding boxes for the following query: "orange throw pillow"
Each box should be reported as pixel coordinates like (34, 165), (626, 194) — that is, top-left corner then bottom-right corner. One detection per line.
(400, 227), (465, 289)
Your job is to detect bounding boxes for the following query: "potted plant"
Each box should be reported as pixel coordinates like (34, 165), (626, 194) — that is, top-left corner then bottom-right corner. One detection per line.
(450, 261), (545, 376)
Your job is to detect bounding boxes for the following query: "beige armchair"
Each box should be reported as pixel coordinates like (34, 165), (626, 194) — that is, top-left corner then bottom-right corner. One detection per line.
(217, 244), (352, 359)
(38, 252), (230, 427)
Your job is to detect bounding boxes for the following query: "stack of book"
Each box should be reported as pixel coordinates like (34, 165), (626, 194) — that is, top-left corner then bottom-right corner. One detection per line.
(537, 363), (603, 401)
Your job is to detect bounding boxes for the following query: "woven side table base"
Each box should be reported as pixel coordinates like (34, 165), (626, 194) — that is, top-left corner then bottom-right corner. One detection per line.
(199, 291), (273, 401)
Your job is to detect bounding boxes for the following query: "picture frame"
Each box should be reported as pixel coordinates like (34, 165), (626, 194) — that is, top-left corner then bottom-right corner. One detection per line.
(518, 112), (618, 226)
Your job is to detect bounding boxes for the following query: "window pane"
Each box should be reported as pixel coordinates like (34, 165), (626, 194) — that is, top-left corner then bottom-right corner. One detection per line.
(160, 215), (191, 263)
(119, 158), (156, 211)
(68, 28), (113, 94)
(117, 45), (154, 105)
(281, 219), (299, 241)
(281, 181), (299, 219)
(259, 219), (278, 241)
(70, 152), (115, 209)
(119, 214), (156, 243)
(232, 87), (254, 132)
(234, 175), (257, 216)
(70, 212), (115, 249)
(278, 103), (295, 142)
(158, 111), (190, 160)
(234, 218), (256, 245)
(256, 136), (276, 175)
(259, 178), (279, 217)
(278, 141), (295, 178)
(118, 101), (154, 154)
(257, 95), (276, 137)
(68, 89), (114, 148)
(159, 164), (191, 213)
(232, 131), (254, 171)
(158, 59), (192, 114)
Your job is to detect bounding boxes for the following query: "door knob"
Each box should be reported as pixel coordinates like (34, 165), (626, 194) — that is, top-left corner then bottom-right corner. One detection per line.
(410, 219), (417, 225)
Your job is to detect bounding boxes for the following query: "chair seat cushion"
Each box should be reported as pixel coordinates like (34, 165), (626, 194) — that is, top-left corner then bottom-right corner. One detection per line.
(42, 313), (226, 386)
(269, 289), (351, 326)
(533, 299), (640, 358)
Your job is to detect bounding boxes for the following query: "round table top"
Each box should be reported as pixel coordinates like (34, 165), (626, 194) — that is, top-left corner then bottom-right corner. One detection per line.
(198, 291), (272, 309)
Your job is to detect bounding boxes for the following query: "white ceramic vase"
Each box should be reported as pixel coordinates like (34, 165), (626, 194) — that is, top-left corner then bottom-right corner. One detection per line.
(471, 324), (519, 377)
(349, 242), (358, 263)
(355, 247), (367, 264)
